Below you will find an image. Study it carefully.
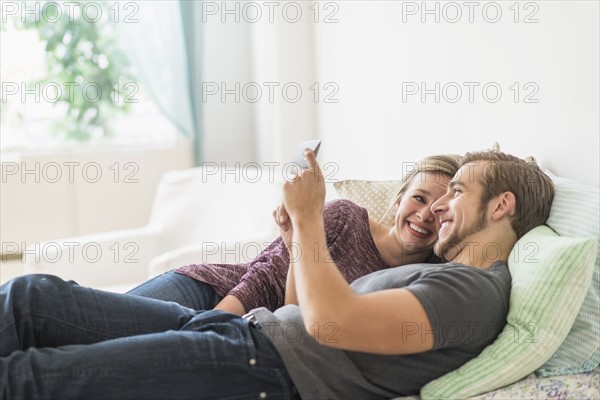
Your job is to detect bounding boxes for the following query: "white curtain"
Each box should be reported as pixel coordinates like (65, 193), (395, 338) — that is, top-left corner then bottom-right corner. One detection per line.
(113, 1), (202, 164)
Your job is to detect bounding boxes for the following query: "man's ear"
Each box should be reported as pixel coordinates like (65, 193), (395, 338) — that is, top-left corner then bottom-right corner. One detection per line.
(491, 192), (516, 221)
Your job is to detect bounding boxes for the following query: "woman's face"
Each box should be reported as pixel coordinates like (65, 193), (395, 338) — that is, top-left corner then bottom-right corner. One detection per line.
(393, 172), (451, 253)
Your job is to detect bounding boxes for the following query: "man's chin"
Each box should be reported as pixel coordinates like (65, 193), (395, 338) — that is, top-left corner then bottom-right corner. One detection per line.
(433, 241), (445, 259)
(434, 237), (456, 261)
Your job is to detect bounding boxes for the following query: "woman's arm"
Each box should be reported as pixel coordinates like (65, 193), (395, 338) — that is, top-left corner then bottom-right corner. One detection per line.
(218, 236), (290, 312)
(273, 204), (299, 306)
(215, 203), (295, 314)
(283, 151), (434, 355)
(284, 263), (298, 305)
(214, 295), (246, 315)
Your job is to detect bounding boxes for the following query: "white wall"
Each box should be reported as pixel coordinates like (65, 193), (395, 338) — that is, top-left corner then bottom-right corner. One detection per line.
(311, 1), (599, 186)
(201, 10), (258, 164)
(204, 1), (598, 186)
(202, 2), (318, 165)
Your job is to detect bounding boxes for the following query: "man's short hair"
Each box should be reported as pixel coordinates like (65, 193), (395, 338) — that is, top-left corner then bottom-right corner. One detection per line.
(461, 151), (554, 239)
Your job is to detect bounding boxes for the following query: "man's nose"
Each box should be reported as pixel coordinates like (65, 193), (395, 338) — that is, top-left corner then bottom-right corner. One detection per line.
(431, 193), (449, 215)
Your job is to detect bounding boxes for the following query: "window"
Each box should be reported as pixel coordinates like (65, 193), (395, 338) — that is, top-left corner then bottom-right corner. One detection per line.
(0, 1), (179, 150)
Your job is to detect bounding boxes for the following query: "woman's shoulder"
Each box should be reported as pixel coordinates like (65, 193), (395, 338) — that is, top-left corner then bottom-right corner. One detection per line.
(323, 199), (370, 244)
(324, 198), (366, 217)
(324, 199), (368, 228)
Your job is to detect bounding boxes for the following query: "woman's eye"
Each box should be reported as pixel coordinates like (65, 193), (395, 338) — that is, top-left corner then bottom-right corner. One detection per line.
(413, 195), (425, 203)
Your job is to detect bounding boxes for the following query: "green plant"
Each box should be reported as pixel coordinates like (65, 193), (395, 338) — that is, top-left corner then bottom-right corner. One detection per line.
(15, 1), (135, 141)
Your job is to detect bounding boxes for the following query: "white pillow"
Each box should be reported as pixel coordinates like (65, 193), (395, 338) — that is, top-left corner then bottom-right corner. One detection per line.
(333, 180), (401, 226)
(536, 171), (600, 376)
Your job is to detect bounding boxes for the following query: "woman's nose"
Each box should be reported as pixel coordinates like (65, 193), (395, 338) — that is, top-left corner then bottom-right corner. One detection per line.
(419, 205), (434, 222)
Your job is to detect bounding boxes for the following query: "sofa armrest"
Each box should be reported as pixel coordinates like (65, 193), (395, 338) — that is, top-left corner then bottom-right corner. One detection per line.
(148, 233), (277, 278)
(22, 227), (161, 288)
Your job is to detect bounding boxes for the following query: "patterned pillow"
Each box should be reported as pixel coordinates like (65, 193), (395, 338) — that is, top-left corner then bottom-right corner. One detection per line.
(420, 225), (597, 399)
(470, 365), (600, 399)
(536, 172), (600, 377)
(333, 180), (401, 226)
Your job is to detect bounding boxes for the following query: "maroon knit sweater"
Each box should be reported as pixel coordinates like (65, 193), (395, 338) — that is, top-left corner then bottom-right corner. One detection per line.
(176, 199), (391, 311)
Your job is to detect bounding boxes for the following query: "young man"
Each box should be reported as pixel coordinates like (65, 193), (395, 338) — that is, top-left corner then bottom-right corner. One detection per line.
(0, 150), (554, 400)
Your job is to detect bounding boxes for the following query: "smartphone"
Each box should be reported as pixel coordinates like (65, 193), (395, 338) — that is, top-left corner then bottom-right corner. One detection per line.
(293, 139), (321, 169)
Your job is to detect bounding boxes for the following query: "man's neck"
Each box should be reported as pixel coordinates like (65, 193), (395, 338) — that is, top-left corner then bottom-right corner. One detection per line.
(451, 251), (504, 269)
(450, 234), (515, 269)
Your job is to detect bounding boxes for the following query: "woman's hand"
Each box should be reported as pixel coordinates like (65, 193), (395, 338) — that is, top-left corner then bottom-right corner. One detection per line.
(273, 203), (293, 250)
(282, 150), (326, 224)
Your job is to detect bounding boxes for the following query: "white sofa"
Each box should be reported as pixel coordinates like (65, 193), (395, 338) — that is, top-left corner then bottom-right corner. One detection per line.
(22, 165), (330, 292)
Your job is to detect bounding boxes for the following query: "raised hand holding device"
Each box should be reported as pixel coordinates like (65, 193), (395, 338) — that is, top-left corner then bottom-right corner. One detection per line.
(293, 139), (321, 169)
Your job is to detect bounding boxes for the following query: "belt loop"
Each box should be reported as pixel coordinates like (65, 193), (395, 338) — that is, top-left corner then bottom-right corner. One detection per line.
(242, 312), (261, 329)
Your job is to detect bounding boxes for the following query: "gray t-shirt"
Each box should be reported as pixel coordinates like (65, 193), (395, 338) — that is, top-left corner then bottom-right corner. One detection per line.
(252, 261), (511, 399)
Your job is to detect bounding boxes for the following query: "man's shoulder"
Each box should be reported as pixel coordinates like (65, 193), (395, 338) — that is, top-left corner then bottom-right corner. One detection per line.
(350, 261), (510, 294)
(415, 261), (511, 285)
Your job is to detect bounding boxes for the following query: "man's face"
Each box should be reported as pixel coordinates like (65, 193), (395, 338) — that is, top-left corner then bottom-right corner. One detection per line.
(431, 162), (489, 261)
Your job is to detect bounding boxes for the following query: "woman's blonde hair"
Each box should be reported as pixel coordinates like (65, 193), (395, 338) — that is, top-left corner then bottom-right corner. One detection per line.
(379, 154), (461, 225)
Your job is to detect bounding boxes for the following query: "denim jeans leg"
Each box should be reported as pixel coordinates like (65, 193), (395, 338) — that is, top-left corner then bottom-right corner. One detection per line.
(0, 274), (199, 356)
(1, 310), (299, 400)
(126, 271), (223, 310)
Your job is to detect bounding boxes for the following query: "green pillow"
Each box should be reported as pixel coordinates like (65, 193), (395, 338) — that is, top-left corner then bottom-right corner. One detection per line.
(420, 225), (597, 399)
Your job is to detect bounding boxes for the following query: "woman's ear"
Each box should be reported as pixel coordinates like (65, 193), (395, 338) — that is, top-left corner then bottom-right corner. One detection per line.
(491, 192), (516, 221)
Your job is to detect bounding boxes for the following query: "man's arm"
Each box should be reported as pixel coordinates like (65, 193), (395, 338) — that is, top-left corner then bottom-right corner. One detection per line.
(284, 151), (434, 355)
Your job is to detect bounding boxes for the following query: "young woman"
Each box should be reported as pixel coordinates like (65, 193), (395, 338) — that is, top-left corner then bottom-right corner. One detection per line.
(127, 154), (460, 315)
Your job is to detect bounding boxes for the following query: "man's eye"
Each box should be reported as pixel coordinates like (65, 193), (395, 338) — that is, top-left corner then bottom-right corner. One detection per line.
(453, 189), (461, 197)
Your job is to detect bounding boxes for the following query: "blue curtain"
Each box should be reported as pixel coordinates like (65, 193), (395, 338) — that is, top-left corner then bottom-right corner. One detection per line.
(113, 1), (202, 165)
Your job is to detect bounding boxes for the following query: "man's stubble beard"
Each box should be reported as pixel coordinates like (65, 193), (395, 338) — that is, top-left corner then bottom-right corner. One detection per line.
(434, 202), (488, 261)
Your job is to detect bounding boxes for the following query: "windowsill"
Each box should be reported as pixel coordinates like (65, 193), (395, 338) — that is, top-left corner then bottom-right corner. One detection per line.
(1, 137), (192, 160)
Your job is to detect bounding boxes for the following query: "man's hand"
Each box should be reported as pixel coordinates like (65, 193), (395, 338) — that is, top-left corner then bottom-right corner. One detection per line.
(282, 150), (326, 224)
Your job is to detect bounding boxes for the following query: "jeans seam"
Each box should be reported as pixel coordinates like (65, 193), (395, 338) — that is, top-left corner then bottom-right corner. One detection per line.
(28, 311), (119, 342)
(19, 359), (286, 383)
(126, 270), (173, 295)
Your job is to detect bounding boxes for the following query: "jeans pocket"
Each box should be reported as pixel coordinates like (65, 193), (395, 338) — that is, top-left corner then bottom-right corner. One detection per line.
(180, 310), (258, 366)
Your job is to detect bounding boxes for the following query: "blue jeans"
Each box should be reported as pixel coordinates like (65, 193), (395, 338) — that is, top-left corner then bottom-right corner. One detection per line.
(0, 274), (298, 400)
(126, 271), (223, 310)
